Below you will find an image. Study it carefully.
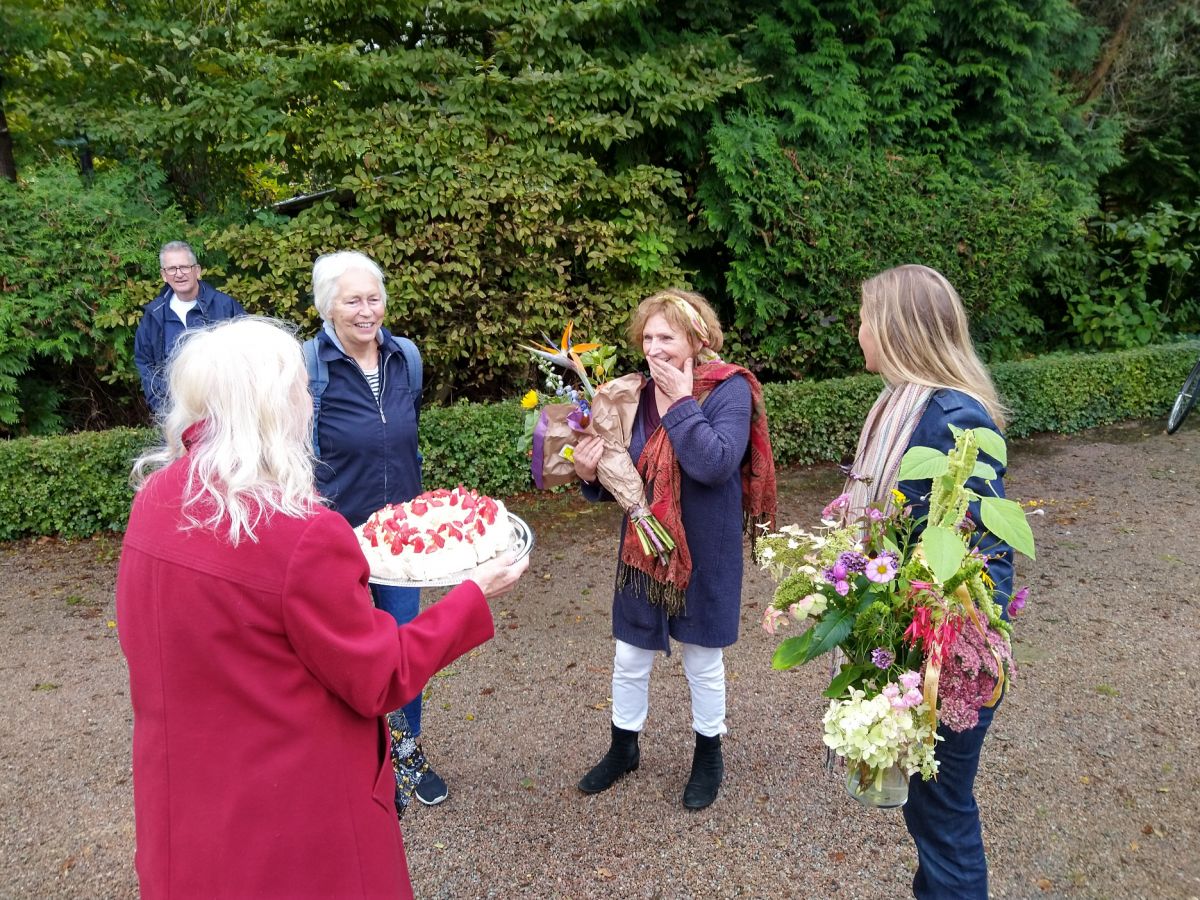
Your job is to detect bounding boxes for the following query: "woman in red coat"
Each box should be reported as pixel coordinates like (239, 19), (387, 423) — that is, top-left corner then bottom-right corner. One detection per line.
(116, 316), (528, 899)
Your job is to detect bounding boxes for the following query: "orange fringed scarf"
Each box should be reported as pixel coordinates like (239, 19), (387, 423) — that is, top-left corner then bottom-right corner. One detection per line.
(618, 362), (778, 615)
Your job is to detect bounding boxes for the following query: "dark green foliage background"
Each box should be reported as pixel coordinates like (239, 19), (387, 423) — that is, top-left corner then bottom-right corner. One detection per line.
(0, 0), (1196, 435)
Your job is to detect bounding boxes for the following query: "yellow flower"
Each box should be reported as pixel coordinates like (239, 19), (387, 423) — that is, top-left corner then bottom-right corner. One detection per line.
(521, 390), (539, 409)
(891, 489), (906, 507)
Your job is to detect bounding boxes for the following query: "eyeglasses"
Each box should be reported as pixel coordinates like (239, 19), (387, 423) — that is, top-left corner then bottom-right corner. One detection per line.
(161, 265), (197, 276)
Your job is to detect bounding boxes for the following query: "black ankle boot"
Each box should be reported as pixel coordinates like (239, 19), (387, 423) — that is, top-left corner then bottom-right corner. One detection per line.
(682, 731), (723, 809)
(578, 724), (640, 794)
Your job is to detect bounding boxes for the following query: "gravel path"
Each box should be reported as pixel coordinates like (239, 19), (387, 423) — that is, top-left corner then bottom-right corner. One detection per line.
(2, 420), (1198, 899)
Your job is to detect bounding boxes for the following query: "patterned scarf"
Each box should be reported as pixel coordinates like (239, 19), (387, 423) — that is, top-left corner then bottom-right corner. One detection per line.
(843, 382), (934, 519)
(618, 361), (778, 615)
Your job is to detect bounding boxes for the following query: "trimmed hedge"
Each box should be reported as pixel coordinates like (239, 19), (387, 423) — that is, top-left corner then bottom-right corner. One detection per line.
(2, 341), (1197, 540)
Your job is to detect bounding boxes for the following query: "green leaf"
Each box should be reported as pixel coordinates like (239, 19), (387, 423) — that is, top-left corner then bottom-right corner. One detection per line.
(771, 630), (814, 670)
(971, 461), (998, 481)
(823, 663), (873, 699)
(971, 428), (1007, 466)
(805, 605), (859, 660)
(980, 497), (1036, 559)
(898, 446), (949, 480)
(921, 524), (968, 583)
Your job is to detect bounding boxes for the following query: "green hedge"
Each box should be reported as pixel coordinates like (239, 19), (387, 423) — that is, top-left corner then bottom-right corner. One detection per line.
(2, 341), (1196, 540)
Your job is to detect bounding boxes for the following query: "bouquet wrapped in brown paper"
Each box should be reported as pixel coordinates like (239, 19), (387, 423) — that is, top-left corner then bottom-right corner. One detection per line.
(519, 325), (674, 562)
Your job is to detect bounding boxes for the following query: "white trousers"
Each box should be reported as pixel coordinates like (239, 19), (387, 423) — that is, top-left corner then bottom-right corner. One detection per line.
(611, 639), (727, 737)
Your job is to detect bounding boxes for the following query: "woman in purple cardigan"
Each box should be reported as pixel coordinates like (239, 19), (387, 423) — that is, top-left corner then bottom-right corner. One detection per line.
(571, 289), (776, 810)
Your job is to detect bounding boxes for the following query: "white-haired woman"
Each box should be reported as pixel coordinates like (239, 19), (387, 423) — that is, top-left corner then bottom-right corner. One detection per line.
(116, 317), (527, 899)
(846, 265), (1014, 899)
(304, 250), (451, 807)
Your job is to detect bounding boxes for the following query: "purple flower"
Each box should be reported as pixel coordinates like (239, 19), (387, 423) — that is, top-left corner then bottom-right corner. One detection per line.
(831, 561), (848, 581)
(838, 551), (867, 574)
(834, 579), (851, 597)
(870, 648), (894, 669)
(1008, 586), (1029, 617)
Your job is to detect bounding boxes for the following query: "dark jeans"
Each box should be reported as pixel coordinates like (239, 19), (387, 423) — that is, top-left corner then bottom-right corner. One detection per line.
(903, 698), (999, 899)
(370, 584), (423, 736)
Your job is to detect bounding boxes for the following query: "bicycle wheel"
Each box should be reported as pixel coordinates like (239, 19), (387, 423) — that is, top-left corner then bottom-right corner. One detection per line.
(1167, 358), (1200, 434)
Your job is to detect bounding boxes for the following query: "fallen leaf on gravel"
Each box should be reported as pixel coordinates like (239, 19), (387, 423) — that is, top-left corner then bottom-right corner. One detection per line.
(107, 620), (116, 628)
(60, 856), (76, 873)
(1129, 840), (1139, 851)
(480, 687), (495, 695)
(433, 842), (445, 850)
(829, 851), (846, 862)
(595, 868), (614, 880)
(1036, 878), (1052, 891)
(32, 683), (60, 691)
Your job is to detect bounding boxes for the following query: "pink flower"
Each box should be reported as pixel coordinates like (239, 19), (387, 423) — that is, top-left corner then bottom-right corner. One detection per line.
(898, 670), (922, 692)
(762, 606), (785, 636)
(1008, 586), (1029, 617)
(904, 606), (935, 651)
(821, 493), (851, 521)
(864, 552), (898, 584)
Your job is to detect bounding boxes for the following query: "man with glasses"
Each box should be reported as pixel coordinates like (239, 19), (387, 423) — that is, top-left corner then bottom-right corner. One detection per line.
(134, 241), (247, 414)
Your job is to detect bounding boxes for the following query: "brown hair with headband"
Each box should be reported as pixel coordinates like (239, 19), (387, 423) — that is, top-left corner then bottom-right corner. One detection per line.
(627, 288), (724, 361)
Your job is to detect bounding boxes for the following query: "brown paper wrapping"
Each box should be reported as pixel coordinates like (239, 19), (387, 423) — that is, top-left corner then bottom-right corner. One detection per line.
(531, 373), (649, 513)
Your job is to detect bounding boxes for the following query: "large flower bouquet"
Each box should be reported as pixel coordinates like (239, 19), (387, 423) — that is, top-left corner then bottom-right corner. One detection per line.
(757, 425), (1035, 805)
(518, 323), (675, 563)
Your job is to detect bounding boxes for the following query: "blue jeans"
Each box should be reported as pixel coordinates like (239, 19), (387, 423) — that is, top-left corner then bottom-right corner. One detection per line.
(903, 698), (999, 899)
(370, 584), (423, 737)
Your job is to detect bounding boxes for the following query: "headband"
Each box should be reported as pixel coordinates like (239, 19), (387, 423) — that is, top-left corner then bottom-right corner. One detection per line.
(669, 295), (719, 362)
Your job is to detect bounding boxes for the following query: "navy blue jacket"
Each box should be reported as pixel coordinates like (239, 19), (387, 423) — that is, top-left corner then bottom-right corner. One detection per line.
(898, 389), (1014, 607)
(312, 326), (422, 528)
(133, 281), (246, 412)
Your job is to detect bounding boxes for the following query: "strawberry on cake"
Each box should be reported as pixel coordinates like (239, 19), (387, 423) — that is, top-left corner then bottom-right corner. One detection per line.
(356, 486), (514, 582)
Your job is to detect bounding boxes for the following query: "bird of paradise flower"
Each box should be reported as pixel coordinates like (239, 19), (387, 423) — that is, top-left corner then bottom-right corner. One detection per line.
(521, 321), (603, 400)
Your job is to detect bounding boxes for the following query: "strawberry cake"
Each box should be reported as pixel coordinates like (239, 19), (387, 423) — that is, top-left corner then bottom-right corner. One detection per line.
(356, 486), (514, 582)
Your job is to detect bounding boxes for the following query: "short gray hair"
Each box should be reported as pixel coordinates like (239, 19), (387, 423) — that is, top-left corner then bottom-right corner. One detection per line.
(311, 251), (388, 322)
(159, 241), (198, 267)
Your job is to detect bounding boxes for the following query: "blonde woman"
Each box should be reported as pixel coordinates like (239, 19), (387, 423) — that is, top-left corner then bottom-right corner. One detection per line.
(116, 317), (527, 899)
(847, 265), (1014, 899)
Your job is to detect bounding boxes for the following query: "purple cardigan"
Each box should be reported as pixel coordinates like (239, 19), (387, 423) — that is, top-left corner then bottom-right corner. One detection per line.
(584, 375), (752, 651)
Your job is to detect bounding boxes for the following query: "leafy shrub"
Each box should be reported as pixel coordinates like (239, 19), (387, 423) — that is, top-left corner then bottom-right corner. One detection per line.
(0, 160), (191, 435)
(1059, 203), (1200, 349)
(701, 134), (1080, 380)
(2, 342), (1196, 539)
(0, 427), (153, 540)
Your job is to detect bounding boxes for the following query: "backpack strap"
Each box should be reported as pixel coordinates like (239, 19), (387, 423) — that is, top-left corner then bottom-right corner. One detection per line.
(393, 335), (423, 413)
(302, 338), (328, 458)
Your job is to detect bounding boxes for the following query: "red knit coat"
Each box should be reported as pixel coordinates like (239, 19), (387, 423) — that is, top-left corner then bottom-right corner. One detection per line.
(116, 458), (494, 898)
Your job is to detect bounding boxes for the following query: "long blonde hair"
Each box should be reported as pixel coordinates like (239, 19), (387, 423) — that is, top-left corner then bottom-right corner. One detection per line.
(131, 317), (320, 544)
(860, 265), (1007, 429)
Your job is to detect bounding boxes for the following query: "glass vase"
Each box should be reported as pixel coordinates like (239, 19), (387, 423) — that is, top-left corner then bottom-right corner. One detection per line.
(845, 762), (909, 809)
